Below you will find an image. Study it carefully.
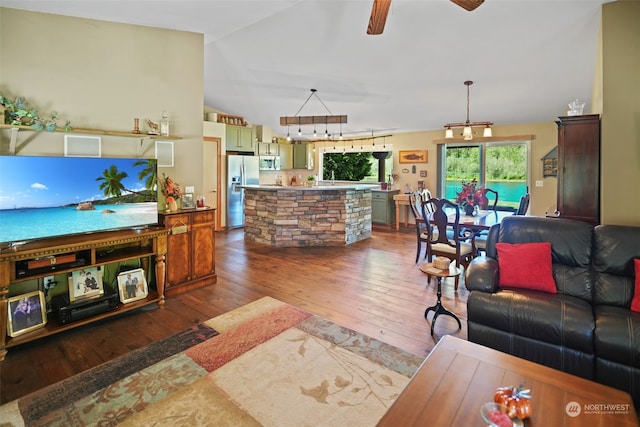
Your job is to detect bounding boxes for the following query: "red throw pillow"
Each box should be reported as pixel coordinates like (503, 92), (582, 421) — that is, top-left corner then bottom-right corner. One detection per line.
(496, 242), (557, 293)
(631, 259), (640, 312)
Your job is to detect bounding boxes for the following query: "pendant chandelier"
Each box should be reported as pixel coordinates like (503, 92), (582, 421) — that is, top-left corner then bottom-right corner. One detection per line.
(280, 89), (347, 141)
(444, 80), (493, 140)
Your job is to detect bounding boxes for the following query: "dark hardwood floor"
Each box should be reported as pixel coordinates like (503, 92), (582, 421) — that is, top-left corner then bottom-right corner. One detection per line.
(0, 225), (469, 405)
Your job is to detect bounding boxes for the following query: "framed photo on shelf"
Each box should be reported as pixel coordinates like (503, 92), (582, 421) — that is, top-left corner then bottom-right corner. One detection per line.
(7, 290), (47, 337)
(182, 193), (196, 209)
(399, 150), (428, 164)
(116, 268), (148, 304)
(68, 266), (104, 302)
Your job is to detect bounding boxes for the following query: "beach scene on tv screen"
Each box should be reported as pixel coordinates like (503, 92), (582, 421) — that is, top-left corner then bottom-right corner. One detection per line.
(0, 156), (158, 244)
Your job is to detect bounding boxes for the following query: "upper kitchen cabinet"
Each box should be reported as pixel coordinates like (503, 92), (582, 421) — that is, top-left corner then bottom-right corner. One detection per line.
(279, 143), (313, 170)
(257, 142), (279, 156)
(293, 144), (310, 169)
(226, 125), (255, 151)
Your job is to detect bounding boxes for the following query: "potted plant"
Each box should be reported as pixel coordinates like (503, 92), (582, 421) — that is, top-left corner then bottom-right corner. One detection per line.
(306, 175), (316, 187)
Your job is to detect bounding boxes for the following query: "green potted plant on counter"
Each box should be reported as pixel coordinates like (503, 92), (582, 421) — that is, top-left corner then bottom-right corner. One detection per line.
(307, 175), (316, 187)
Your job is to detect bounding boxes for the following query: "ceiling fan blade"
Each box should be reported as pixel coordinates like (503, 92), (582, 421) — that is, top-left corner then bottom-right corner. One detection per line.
(451, 0), (484, 12)
(367, 0), (391, 35)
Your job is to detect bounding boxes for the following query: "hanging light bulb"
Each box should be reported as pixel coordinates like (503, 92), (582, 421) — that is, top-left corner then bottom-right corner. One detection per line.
(298, 117), (301, 136)
(445, 126), (453, 139)
(463, 125), (473, 140)
(483, 125), (492, 137)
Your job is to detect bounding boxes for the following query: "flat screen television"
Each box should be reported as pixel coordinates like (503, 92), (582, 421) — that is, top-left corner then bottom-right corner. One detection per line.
(0, 155), (159, 247)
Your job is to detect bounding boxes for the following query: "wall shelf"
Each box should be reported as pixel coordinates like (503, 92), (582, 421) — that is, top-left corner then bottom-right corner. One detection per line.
(1, 124), (182, 155)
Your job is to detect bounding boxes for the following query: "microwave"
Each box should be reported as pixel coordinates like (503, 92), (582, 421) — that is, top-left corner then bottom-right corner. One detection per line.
(259, 156), (281, 171)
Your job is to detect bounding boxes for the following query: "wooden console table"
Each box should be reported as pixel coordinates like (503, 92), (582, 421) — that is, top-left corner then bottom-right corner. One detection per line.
(0, 228), (168, 360)
(378, 336), (638, 426)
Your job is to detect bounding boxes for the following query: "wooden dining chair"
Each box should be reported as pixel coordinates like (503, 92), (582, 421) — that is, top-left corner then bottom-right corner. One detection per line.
(409, 190), (429, 263)
(422, 198), (476, 290)
(484, 189), (498, 211)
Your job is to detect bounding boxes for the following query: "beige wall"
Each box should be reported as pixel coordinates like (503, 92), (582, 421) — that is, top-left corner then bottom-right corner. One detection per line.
(601, 1), (640, 226)
(0, 8), (205, 203)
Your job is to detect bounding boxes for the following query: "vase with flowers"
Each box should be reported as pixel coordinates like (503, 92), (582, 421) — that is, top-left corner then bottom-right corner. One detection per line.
(455, 178), (488, 216)
(160, 173), (183, 211)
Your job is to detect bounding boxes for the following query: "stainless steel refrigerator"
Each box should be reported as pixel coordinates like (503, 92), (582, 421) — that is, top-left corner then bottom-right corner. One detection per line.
(227, 154), (260, 228)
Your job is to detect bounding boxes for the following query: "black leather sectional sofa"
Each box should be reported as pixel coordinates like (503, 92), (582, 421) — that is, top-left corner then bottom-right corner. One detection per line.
(465, 216), (640, 410)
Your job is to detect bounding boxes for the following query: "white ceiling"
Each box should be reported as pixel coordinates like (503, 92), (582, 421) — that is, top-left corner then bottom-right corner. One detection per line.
(2, 0), (609, 139)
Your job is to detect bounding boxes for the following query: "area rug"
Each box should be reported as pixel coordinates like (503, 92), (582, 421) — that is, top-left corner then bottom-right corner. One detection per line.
(1, 297), (424, 426)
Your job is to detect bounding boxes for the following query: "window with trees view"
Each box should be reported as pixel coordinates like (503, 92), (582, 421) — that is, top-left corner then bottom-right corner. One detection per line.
(442, 142), (529, 210)
(322, 151), (393, 183)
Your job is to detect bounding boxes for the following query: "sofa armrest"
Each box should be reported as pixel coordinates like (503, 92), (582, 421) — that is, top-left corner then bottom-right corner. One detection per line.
(465, 256), (499, 293)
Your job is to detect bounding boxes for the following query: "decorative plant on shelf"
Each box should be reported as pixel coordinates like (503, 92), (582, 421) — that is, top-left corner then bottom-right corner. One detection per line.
(0, 94), (72, 132)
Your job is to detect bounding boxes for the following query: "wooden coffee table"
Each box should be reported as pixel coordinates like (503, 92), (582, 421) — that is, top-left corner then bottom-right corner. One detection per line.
(378, 336), (639, 426)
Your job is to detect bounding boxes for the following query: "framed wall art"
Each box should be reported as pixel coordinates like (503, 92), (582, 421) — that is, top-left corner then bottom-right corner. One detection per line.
(398, 150), (428, 164)
(117, 268), (148, 304)
(7, 290), (47, 337)
(68, 266), (104, 302)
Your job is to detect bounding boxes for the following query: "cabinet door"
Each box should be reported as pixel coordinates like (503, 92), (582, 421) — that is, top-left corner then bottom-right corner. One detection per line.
(292, 144), (307, 169)
(238, 127), (255, 151)
(225, 126), (239, 150)
(191, 211), (215, 279)
(371, 192), (387, 224)
(257, 143), (279, 156)
(163, 214), (191, 286)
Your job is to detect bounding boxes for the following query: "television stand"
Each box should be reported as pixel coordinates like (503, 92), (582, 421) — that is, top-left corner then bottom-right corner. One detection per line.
(0, 228), (168, 361)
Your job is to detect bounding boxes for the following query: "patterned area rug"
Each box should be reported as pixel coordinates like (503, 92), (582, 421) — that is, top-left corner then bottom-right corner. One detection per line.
(1, 297), (424, 426)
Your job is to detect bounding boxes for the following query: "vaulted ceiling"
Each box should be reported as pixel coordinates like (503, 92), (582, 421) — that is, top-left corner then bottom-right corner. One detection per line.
(3, 0), (609, 139)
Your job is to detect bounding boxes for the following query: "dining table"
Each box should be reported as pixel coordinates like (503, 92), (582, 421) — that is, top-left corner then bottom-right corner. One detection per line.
(447, 209), (514, 231)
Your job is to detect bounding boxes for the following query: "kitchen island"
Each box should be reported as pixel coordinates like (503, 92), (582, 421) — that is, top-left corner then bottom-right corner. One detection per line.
(241, 184), (375, 247)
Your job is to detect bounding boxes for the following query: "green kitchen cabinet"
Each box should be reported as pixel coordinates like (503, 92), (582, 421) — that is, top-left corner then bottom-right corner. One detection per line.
(371, 189), (400, 225)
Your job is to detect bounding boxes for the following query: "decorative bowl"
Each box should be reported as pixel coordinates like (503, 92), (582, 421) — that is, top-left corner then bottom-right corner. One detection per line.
(480, 402), (523, 427)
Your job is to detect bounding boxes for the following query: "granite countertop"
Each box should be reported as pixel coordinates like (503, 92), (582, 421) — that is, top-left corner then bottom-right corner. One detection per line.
(241, 183), (379, 191)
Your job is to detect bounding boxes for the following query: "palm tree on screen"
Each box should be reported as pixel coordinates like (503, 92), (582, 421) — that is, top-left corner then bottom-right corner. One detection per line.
(96, 165), (130, 198)
(133, 159), (158, 191)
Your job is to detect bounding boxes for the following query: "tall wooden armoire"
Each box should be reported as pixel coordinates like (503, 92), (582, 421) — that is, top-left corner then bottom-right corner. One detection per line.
(555, 114), (601, 226)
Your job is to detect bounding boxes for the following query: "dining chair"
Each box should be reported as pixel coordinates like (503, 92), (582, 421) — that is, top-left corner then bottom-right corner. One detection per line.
(409, 190), (429, 263)
(422, 197), (476, 290)
(468, 188), (497, 254)
(484, 189), (499, 211)
(516, 193), (530, 215)
(476, 193), (530, 255)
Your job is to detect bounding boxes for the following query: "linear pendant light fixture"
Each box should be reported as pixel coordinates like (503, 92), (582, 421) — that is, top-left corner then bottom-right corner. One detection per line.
(444, 80), (493, 140)
(280, 89), (347, 140)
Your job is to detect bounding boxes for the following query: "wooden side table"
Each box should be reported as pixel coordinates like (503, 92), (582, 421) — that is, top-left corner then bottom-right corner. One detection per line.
(393, 193), (411, 230)
(419, 263), (461, 335)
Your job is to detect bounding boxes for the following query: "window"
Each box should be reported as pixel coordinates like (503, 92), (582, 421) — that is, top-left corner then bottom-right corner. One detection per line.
(440, 142), (529, 210)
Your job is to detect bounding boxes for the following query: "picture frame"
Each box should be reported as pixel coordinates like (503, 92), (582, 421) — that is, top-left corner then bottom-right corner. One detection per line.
(399, 150), (428, 164)
(68, 266), (104, 302)
(116, 268), (148, 304)
(7, 290), (47, 337)
(182, 193), (196, 209)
